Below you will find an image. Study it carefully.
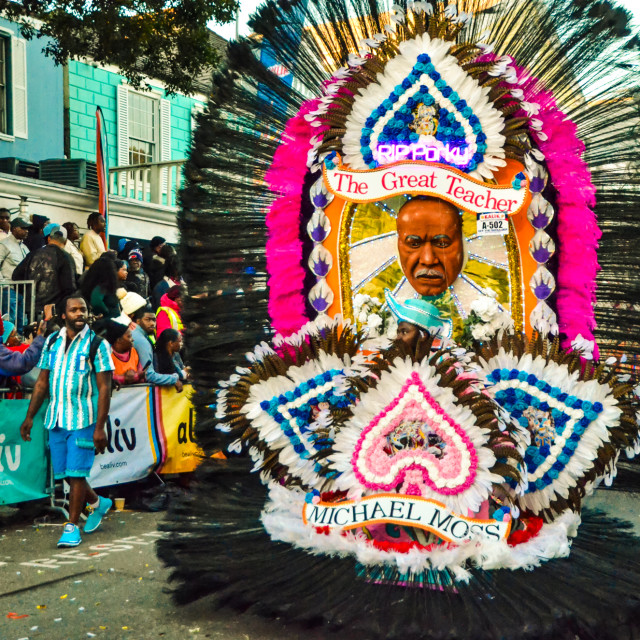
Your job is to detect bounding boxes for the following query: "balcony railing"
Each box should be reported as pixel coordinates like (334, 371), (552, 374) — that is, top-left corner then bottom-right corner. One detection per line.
(109, 159), (186, 208)
(0, 280), (36, 329)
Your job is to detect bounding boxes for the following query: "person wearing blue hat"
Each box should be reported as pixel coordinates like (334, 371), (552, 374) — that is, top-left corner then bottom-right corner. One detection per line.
(385, 288), (452, 351)
(13, 223), (75, 316)
(0, 317), (47, 384)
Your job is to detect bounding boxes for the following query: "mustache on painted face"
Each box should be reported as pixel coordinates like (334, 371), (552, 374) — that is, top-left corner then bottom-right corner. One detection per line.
(414, 267), (444, 280)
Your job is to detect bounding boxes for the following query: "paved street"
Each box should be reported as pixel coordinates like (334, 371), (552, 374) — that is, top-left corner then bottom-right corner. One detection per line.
(0, 507), (326, 640)
(1, 488), (639, 640)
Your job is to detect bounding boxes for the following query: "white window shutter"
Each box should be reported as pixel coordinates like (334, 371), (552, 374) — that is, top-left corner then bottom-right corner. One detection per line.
(11, 37), (27, 138)
(117, 84), (129, 166)
(159, 98), (171, 197)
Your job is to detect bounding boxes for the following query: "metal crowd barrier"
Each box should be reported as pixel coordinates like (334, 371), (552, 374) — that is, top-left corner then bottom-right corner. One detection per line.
(0, 279), (35, 329)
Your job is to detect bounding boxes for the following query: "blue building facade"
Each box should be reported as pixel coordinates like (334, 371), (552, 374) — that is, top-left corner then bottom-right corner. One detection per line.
(67, 60), (207, 170)
(0, 17), (64, 163)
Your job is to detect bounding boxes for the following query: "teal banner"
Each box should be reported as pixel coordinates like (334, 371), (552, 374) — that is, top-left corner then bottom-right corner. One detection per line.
(0, 400), (48, 505)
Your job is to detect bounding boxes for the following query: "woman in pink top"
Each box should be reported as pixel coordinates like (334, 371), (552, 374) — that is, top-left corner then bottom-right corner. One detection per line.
(156, 285), (183, 335)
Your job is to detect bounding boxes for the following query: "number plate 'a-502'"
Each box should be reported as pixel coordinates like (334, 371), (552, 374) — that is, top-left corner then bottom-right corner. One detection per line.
(477, 211), (508, 236)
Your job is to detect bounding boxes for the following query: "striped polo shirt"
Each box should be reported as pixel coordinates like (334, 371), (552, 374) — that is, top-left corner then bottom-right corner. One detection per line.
(37, 324), (114, 431)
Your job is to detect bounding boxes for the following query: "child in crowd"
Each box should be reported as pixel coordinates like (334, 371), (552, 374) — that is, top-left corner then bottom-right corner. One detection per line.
(105, 320), (144, 386)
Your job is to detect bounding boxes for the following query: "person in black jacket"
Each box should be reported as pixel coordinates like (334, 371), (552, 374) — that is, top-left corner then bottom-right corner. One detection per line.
(126, 249), (150, 298)
(142, 235), (165, 275)
(24, 214), (50, 252)
(13, 224), (75, 317)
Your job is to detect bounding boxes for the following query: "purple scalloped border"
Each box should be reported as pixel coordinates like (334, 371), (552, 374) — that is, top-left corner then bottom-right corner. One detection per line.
(514, 68), (600, 356)
(477, 54), (600, 356)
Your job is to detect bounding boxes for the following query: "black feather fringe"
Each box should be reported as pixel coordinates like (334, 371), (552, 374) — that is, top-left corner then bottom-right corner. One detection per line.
(158, 456), (640, 640)
(169, 0), (640, 635)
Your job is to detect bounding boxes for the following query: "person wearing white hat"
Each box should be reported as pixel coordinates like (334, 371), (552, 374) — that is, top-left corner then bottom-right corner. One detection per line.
(120, 291), (147, 319)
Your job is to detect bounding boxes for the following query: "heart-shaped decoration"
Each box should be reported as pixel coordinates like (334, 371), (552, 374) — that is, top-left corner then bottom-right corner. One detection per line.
(351, 371), (479, 496)
(331, 357), (516, 515)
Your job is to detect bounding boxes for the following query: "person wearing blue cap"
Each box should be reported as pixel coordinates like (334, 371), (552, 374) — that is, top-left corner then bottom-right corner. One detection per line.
(0, 317), (47, 385)
(13, 223), (75, 316)
(384, 288), (452, 351)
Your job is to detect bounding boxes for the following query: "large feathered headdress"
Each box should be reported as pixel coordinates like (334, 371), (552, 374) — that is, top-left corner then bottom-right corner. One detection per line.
(161, 2), (640, 638)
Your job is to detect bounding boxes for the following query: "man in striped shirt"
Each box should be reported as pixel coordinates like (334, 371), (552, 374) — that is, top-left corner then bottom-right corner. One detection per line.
(20, 295), (115, 548)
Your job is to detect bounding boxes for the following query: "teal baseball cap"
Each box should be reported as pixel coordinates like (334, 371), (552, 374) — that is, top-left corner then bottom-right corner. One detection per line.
(384, 289), (451, 337)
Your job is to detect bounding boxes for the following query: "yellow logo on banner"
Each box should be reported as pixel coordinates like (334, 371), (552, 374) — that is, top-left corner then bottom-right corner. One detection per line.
(157, 385), (203, 474)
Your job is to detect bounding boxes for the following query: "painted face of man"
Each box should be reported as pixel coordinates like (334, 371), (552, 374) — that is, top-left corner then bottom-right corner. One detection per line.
(396, 198), (464, 297)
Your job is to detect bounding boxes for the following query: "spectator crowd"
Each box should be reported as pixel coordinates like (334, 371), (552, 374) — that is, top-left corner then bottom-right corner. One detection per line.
(0, 209), (188, 394)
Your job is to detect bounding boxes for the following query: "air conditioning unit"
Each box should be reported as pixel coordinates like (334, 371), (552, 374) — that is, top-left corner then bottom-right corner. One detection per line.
(0, 157), (39, 179)
(39, 159), (99, 191)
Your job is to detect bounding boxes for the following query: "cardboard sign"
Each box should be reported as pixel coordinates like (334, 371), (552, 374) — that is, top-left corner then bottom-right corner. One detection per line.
(303, 493), (510, 543)
(323, 157), (528, 215)
(156, 385), (203, 474)
(89, 385), (160, 488)
(0, 400), (48, 505)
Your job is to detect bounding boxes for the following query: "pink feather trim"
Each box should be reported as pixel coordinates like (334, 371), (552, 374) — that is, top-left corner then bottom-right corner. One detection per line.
(479, 55), (600, 356)
(265, 99), (323, 336)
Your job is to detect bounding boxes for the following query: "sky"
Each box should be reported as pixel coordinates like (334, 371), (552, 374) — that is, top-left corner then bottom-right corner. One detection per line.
(210, 0), (640, 40)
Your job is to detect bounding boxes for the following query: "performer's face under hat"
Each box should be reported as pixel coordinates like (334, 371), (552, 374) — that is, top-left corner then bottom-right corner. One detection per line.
(396, 320), (423, 350)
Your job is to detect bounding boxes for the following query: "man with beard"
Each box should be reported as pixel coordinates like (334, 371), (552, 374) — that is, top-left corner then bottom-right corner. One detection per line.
(20, 295), (114, 548)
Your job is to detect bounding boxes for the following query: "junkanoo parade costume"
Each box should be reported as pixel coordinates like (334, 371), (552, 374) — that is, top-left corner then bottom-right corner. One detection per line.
(159, 1), (640, 637)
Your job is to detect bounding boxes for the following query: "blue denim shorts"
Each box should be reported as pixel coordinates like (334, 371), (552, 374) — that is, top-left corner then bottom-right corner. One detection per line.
(48, 425), (96, 480)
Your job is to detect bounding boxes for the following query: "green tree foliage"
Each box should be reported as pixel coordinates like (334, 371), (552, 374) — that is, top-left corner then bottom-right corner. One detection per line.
(0, 0), (238, 94)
